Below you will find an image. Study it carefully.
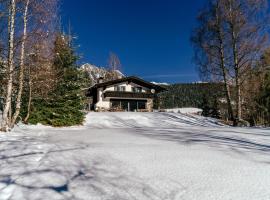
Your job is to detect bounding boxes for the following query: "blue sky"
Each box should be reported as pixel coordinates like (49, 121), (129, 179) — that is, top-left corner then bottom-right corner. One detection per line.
(62, 0), (206, 83)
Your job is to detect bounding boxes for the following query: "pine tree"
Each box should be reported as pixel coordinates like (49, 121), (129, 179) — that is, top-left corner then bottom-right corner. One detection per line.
(210, 96), (221, 119)
(26, 34), (85, 127)
(201, 94), (211, 117)
(257, 71), (270, 126)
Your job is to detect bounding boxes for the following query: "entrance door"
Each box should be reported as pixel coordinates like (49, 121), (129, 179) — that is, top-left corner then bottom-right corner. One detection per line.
(121, 100), (129, 111)
(129, 100), (137, 112)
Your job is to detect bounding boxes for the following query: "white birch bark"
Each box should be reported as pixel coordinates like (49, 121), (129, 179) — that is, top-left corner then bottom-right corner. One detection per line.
(228, 0), (242, 122)
(24, 70), (32, 123)
(11, 0), (30, 127)
(1, 0), (16, 132)
(215, 3), (235, 123)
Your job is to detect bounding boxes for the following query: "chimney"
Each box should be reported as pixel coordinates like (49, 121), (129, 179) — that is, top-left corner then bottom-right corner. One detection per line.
(97, 77), (104, 84)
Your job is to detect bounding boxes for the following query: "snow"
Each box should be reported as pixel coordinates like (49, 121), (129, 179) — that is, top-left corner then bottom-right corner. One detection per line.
(151, 81), (170, 86)
(0, 112), (270, 199)
(113, 69), (125, 77)
(162, 107), (203, 114)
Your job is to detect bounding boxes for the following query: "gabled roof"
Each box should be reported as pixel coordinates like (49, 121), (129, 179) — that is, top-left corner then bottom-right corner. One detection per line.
(90, 76), (167, 93)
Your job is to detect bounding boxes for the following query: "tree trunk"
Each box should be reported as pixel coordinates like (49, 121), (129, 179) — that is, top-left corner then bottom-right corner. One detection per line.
(216, 3), (235, 123)
(24, 67), (32, 123)
(221, 56), (235, 122)
(228, 0), (242, 125)
(1, 0), (16, 132)
(232, 29), (242, 123)
(11, 0), (30, 127)
(220, 47), (234, 122)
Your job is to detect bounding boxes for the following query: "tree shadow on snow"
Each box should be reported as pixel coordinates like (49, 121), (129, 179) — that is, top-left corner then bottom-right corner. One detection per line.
(133, 127), (270, 161)
(0, 135), (184, 200)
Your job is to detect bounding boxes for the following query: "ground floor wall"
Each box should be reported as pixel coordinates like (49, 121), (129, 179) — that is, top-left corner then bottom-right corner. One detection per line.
(95, 98), (154, 112)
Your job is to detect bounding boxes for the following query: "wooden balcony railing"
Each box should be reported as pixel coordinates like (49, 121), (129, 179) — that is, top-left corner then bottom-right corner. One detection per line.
(104, 91), (154, 99)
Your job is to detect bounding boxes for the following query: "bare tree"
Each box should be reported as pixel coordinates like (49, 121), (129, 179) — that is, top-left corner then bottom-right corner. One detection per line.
(107, 52), (122, 80)
(192, 0), (268, 125)
(108, 52), (121, 71)
(1, 0), (16, 131)
(23, 0), (59, 123)
(11, 0), (30, 127)
(222, 0), (268, 122)
(0, 0), (59, 130)
(191, 0), (235, 123)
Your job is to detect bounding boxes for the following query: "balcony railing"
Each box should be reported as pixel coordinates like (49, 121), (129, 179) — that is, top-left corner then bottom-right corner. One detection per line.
(104, 91), (154, 99)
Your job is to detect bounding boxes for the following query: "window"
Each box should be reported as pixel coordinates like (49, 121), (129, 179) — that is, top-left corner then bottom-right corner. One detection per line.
(132, 87), (142, 93)
(120, 86), (126, 91)
(114, 86), (126, 92)
(138, 101), (146, 109)
(111, 100), (121, 108)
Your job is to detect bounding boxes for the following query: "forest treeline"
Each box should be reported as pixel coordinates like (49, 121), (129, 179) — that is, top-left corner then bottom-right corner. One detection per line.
(157, 83), (224, 109)
(157, 78), (270, 126)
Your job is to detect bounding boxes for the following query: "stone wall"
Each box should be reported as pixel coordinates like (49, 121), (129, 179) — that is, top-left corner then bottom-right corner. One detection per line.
(146, 99), (153, 112)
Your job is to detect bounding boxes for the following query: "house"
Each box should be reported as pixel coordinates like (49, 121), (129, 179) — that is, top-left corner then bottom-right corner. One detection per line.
(86, 76), (166, 112)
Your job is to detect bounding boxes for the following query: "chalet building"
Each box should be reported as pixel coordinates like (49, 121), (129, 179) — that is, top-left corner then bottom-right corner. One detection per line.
(86, 76), (166, 112)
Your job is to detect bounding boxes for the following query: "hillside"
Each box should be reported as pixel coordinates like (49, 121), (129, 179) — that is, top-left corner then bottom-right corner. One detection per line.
(157, 82), (226, 109)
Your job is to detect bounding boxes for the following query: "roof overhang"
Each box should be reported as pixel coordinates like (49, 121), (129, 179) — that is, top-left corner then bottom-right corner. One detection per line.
(90, 76), (167, 93)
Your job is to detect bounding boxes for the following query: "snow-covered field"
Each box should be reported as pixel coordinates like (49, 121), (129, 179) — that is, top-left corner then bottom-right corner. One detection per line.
(0, 112), (270, 200)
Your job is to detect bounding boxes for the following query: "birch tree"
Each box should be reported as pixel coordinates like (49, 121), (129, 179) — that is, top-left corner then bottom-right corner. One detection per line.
(0, 0), (59, 130)
(191, 1), (235, 123)
(11, 0), (30, 127)
(222, 0), (268, 123)
(192, 0), (268, 125)
(1, 0), (16, 131)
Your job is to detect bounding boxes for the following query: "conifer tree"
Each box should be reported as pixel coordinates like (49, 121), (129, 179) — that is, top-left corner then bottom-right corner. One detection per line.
(201, 94), (211, 117)
(27, 34), (85, 126)
(257, 72), (270, 126)
(210, 96), (221, 119)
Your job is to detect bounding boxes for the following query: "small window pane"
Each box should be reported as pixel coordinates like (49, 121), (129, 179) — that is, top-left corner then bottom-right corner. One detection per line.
(120, 86), (126, 91)
(138, 101), (146, 109)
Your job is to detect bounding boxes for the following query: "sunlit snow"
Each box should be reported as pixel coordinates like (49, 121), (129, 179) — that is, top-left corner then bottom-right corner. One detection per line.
(0, 112), (270, 200)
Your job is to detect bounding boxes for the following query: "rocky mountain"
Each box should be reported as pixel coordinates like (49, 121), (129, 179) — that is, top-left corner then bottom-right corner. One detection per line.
(80, 63), (125, 85)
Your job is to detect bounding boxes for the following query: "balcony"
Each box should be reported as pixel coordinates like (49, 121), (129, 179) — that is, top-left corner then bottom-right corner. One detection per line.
(104, 91), (154, 99)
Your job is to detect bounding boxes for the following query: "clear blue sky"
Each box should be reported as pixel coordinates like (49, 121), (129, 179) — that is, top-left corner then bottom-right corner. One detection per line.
(62, 0), (206, 83)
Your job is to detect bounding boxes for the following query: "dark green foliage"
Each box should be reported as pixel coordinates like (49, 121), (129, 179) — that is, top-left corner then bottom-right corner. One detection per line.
(200, 94), (221, 118)
(210, 96), (221, 119)
(157, 82), (225, 109)
(201, 94), (211, 117)
(256, 72), (270, 125)
(26, 34), (85, 127)
(156, 82), (223, 119)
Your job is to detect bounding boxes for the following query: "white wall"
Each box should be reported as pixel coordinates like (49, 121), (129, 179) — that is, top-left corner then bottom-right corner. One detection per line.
(95, 82), (150, 110)
(104, 82), (149, 93)
(95, 88), (110, 109)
